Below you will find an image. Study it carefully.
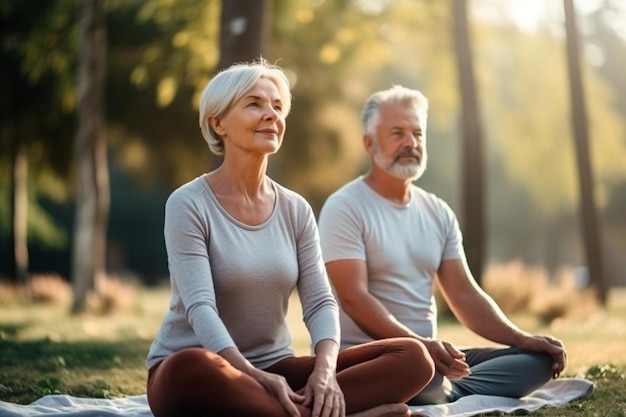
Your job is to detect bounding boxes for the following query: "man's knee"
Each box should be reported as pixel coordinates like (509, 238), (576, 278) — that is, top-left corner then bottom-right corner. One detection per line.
(449, 349), (555, 400)
(514, 351), (554, 394)
(482, 350), (554, 398)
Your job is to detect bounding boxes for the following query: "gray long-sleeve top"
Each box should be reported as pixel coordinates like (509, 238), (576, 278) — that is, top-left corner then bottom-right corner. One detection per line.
(146, 175), (340, 370)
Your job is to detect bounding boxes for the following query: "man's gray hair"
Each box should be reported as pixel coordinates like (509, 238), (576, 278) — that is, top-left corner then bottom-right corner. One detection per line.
(361, 85), (429, 136)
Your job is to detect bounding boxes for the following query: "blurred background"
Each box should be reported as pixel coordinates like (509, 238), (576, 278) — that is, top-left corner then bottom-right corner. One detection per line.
(1, 0), (625, 313)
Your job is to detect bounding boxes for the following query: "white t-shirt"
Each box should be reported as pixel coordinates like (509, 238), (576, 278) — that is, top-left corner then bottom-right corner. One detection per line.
(318, 177), (465, 348)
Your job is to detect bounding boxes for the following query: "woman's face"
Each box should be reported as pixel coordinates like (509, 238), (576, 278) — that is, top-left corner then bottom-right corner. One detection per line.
(211, 77), (286, 156)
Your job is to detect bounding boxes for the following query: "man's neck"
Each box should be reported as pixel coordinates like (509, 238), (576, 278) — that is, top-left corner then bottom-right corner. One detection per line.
(363, 170), (412, 205)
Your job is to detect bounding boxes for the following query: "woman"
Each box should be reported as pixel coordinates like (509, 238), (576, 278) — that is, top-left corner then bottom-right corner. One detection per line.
(146, 58), (434, 417)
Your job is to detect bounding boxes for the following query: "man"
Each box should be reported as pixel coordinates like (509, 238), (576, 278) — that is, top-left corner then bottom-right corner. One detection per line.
(317, 85), (567, 405)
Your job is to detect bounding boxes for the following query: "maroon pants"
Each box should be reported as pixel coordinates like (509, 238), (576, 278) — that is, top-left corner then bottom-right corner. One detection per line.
(147, 337), (433, 417)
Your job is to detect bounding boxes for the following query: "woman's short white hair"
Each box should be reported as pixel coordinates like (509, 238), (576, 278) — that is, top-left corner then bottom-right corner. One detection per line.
(361, 85), (429, 137)
(198, 57), (292, 155)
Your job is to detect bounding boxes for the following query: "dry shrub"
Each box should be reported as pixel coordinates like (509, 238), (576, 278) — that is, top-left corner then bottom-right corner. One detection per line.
(0, 281), (27, 305)
(25, 274), (72, 305)
(0, 275), (70, 306)
(0, 274), (141, 315)
(529, 267), (601, 324)
(482, 262), (601, 324)
(482, 260), (548, 315)
(85, 275), (140, 315)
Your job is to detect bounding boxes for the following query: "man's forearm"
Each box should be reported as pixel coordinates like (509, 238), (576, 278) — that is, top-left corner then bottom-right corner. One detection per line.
(453, 292), (530, 346)
(344, 293), (424, 341)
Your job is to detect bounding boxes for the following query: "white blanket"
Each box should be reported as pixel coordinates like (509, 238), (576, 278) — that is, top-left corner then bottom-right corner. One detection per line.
(410, 378), (594, 416)
(0, 378), (593, 417)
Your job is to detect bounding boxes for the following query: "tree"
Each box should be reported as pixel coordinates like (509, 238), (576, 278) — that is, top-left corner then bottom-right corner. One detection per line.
(471, 2), (626, 273)
(217, 0), (270, 70)
(11, 141), (28, 283)
(71, 0), (108, 313)
(563, 0), (607, 305)
(0, 0), (77, 282)
(104, 0), (219, 187)
(451, 0), (487, 283)
(206, 0), (271, 169)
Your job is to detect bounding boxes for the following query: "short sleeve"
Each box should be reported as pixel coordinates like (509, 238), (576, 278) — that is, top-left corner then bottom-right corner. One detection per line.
(318, 193), (366, 264)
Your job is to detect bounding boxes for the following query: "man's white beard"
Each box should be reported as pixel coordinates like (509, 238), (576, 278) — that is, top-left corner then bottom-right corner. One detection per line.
(374, 151), (427, 181)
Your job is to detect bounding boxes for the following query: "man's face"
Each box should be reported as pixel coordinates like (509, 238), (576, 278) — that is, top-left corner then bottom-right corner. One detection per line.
(370, 103), (427, 181)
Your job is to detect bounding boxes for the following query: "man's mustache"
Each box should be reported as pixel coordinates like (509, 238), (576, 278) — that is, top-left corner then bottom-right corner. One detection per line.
(394, 148), (421, 162)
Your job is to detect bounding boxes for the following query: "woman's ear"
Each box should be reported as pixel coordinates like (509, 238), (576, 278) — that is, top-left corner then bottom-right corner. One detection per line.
(209, 116), (225, 136)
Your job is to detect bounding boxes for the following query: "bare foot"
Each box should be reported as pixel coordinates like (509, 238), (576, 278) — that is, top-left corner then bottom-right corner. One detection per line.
(347, 403), (411, 417)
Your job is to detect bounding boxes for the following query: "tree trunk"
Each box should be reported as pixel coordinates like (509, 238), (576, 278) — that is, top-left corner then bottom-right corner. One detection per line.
(217, 0), (270, 71)
(211, 0), (271, 170)
(93, 13), (110, 292)
(71, 0), (107, 314)
(12, 140), (29, 284)
(563, 0), (607, 305)
(452, 0), (486, 284)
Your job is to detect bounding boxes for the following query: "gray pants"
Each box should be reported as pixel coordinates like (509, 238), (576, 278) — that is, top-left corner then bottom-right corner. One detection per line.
(407, 347), (554, 405)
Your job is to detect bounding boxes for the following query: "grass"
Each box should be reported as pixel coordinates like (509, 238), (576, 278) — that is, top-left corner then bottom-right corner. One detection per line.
(0, 283), (625, 416)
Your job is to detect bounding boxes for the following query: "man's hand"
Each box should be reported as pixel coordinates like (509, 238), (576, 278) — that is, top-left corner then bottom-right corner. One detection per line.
(519, 335), (567, 378)
(423, 339), (471, 380)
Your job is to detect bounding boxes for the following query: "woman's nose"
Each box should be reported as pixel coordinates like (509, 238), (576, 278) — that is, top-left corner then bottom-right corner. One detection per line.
(264, 104), (280, 120)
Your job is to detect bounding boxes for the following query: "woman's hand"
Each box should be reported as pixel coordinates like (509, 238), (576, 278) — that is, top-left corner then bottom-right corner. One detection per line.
(251, 368), (305, 417)
(220, 347), (304, 417)
(304, 339), (345, 417)
(302, 366), (345, 417)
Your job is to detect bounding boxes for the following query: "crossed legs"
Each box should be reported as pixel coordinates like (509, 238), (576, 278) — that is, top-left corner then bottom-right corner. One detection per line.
(147, 337), (434, 417)
(407, 346), (554, 405)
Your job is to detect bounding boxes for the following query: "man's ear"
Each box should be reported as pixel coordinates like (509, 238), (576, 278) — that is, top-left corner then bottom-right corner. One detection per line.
(209, 116), (225, 136)
(364, 134), (375, 155)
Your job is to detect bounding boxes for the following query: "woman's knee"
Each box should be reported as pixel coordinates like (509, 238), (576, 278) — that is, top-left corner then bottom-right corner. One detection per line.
(394, 337), (435, 387)
(398, 338), (434, 367)
(157, 348), (230, 385)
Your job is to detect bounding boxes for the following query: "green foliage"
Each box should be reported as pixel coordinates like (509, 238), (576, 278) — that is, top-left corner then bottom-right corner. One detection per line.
(585, 364), (625, 381)
(0, 337), (152, 403)
(482, 23), (626, 218)
(1, 0), (626, 282)
(0, 174), (67, 249)
(0, 0), (78, 264)
(270, 1), (458, 211)
(0, 0), (79, 165)
(0, 185), (9, 235)
(27, 200), (67, 248)
(560, 376), (626, 417)
(35, 376), (63, 396)
(105, 0), (221, 187)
